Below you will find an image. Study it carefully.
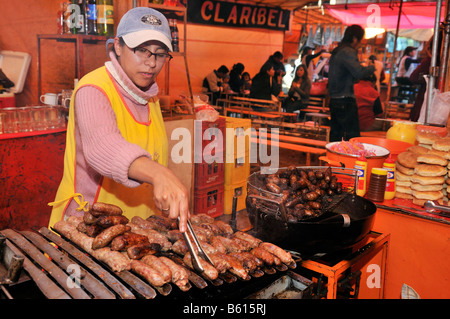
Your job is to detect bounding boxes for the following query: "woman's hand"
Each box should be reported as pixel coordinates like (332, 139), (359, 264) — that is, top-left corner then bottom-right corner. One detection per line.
(129, 156), (190, 232)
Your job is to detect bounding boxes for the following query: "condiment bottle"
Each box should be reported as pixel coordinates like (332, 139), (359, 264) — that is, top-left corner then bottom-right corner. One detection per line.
(383, 155), (396, 200)
(366, 168), (387, 202)
(354, 154), (368, 197)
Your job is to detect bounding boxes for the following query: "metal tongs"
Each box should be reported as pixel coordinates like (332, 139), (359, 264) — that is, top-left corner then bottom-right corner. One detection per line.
(178, 217), (214, 273)
(424, 200), (450, 216)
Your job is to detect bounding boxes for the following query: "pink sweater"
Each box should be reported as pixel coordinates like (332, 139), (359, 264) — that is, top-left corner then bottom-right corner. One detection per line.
(66, 51), (160, 217)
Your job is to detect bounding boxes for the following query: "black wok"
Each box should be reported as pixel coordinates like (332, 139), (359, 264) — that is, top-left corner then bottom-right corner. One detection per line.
(246, 192), (377, 254)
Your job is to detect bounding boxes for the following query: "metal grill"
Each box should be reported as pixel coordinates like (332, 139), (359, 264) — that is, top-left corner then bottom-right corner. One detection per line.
(0, 227), (307, 299)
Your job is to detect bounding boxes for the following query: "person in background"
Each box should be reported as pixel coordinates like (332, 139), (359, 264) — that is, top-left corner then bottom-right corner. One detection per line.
(409, 32), (442, 122)
(328, 24), (375, 141)
(48, 7), (189, 232)
(202, 65), (229, 104)
(228, 62), (245, 94)
(302, 46), (325, 82)
(250, 64), (281, 109)
(284, 64), (311, 118)
(368, 55), (385, 92)
(396, 46), (420, 85)
(354, 73), (384, 131)
(241, 71), (252, 95)
(262, 51), (286, 78)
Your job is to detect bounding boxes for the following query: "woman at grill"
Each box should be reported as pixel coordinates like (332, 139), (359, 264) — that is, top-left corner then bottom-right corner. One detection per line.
(49, 7), (189, 233)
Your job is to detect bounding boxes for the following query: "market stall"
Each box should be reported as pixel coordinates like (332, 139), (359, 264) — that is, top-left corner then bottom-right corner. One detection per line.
(1, 0), (449, 302)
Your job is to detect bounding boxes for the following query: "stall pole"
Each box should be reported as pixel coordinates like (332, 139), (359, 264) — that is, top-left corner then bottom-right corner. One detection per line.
(438, 0), (449, 92)
(385, 0), (403, 106)
(425, 0), (443, 124)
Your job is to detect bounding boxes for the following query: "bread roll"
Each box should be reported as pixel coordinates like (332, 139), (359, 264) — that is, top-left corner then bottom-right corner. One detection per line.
(397, 152), (419, 168)
(395, 191), (413, 200)
(396, 185), (412, 194)
(428, 148), (447, 158)
(396, 161), (414, 175)
(396, 170), (412, 181)
(396, 180), (411, 187)
(416, 131), (440, 145)
(416, 153), (447, 166)
(414, 164), (447, 177)
(407, 145), (429, 154)
(432, 137), (450, 151)
(410, 174), (445, 185)
(412, 190), (444, 200)
(411, 183), (444, 192)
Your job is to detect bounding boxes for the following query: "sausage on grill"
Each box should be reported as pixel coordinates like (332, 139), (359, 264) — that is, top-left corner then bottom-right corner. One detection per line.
(91, 224), (129, 250)
(90, 202), (123, 217)
(131, 260), (166, 287)
(259, 242), (294, 265)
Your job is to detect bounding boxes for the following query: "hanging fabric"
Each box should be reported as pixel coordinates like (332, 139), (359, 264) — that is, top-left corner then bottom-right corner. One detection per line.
(297, 24), (308, 54)
(323, 25), (332, 47)
(305, 25), (315, 48)
(313, 25), (324, 46)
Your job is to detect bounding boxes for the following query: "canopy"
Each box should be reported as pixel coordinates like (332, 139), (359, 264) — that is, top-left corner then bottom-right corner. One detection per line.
(324, 1), (445, 29)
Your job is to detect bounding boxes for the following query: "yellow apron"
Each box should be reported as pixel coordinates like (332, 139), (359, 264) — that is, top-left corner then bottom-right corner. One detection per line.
(48, 66), (168, 228)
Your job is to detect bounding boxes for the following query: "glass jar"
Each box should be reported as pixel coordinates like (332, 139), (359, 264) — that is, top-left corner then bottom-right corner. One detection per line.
(386, 120), (417, 145)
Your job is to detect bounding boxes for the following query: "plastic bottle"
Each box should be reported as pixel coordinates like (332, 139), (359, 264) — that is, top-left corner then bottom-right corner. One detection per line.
(354, 154), (368, 197)
(383, 155), (396, 200)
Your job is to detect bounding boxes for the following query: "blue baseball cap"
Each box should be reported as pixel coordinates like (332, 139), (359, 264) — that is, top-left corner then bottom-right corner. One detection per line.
(115, 7), (173, 51)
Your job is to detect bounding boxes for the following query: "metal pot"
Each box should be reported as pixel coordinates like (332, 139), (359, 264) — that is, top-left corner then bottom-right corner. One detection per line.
(246, 167), (377, 254)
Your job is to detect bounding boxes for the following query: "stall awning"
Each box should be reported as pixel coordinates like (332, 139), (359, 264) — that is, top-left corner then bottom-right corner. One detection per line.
(324, 1), (445, 29)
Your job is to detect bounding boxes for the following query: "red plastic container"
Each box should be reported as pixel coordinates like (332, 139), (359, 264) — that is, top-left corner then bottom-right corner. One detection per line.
(194, 158), (225, 190)
(194, 117), (226, 163)
(193, 184), (224, 218)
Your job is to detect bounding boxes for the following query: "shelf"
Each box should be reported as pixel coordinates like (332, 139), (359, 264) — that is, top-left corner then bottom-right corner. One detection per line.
(37, 34), (109, 100)
(37, 34), (109, 42)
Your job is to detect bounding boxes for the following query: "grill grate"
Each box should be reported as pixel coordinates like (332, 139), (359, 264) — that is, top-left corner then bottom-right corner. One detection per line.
(0, 227), (299, 299)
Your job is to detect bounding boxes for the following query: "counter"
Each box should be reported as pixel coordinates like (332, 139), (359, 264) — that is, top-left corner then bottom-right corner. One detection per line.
(0, 129), (66, 230)
(372, 198), (450, 299)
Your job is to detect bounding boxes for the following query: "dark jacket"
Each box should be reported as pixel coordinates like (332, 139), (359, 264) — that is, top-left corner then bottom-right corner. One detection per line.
(328, 45), (375, 98)
(250, 72), (281, 101)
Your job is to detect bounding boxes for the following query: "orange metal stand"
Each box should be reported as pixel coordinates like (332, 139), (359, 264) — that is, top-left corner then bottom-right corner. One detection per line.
(300, 232), (390, 299)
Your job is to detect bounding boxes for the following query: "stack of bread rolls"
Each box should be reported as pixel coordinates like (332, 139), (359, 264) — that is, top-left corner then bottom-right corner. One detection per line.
(395, 131), (450, 206)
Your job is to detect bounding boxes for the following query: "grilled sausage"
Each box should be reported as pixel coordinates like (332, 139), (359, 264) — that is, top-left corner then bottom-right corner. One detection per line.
(90, 202), (123, 217)
(126, 243), (161, 260)
(190, 214), (215, 225)
(208, 253), (231, 273)
(131, 260), (166, 287)
(141, 255), (172, 283)
(183, 253), (218, 281)
(91, 224), (129, 250)
(265, 182), (281, 194)
(83, 211), (98, 225)
(220, 254), (249, 280)
(232, 231), (262, 249)
(251, 247), (275, 266)
(259, 242), (294, 264)
(126, 223), (172, 251)
(166, 229), (184, 243)
(158, 256), (190, 291)
(209, 236), (228, 254)
(213, 220), (234, 235)
(96, 215), (129, 228)
(229, 252), (257, 272)
(110, 232), (149, 251)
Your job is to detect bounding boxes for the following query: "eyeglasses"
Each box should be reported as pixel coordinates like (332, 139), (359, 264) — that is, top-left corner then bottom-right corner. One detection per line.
(132, 47), (173, 63)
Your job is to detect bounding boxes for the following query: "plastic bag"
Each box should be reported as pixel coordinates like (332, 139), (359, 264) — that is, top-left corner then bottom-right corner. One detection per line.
(418, 89), (450, 126)
(179, 93), (219, 122)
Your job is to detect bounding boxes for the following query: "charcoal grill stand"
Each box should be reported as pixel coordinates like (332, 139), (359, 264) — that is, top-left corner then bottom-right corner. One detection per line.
(299, 231), (389, 299)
